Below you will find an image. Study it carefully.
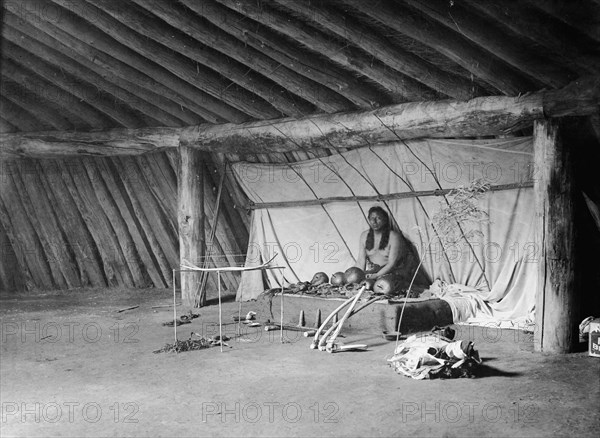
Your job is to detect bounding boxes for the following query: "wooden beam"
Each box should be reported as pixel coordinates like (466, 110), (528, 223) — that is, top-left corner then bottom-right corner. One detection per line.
(1, 76), (597, 159)
(533, 119), (578, 353)
(48, 0), (279, 120)
(186, 0), (391, 109)
(343, 0), (535, 95)
(95, 0), (315, 118)
(215, 0), (431, 102)
(0, 76), (76, 131)
(3, 27), (187, 128)
(0, 97), (54, 132)
(245, 182), (534, 210)
(1, 57), (112, 129)
(4, 51), (143, 128)
(273, 0), (483, 100)
(524, 0), (600, 44)
(131, 0), (351, 115)
(403, 0), (576, 88)
(0, 119), (17, 134)
(463, 0), (600, 75)
(178, 147), (206, 307)
(2, 10), (216, 125)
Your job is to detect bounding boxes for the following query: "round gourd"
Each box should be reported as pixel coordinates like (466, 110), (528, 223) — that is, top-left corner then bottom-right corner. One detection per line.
(361, 277), (376, 290)
(310, 272), (329, 286)
(374, 276), (394, 295)
(343, 267), (366, 284)
(330, 272), (345, 286)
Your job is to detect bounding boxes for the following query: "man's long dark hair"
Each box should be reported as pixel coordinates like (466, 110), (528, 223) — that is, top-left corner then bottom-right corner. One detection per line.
(366, 206), (391, 251)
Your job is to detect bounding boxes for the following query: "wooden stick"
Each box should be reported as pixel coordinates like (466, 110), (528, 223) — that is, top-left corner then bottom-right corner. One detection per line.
(116, 305), (139, 313)
(173, 269), (177, 345)
(310, 295), (355, 349)
(246, 183), (533, 210)
(218, 271), (223, 353)
(319, 287), (366, 350)
(325, 295), (381, 334)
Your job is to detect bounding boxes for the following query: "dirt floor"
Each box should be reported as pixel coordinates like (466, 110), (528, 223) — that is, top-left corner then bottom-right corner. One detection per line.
(1, 287), (599, 438)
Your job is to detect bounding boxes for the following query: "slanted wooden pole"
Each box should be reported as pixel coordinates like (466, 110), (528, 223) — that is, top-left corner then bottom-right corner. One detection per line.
(533, 119), (578, 353)
(178, 146), (205, 307)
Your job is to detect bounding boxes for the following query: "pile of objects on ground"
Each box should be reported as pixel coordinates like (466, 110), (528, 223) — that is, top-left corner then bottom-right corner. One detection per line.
(262, 267), (420, 299)
(387, 326), (482, 379)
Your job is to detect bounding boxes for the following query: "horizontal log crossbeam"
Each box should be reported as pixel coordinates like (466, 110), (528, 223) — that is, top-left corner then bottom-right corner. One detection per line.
(0, 77), (598, 159)
(244, 182), (534, 210)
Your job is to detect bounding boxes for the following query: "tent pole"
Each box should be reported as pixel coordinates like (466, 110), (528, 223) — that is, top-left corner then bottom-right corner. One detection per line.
(533, 119), (577, 353)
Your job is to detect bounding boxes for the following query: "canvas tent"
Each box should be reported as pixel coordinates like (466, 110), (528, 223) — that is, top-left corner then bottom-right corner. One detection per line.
(233, 137), (536, 327)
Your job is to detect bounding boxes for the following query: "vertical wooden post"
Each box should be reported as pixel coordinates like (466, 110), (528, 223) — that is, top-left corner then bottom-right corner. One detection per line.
(533, 119), (577, 353)
(178, 146), (205, 307)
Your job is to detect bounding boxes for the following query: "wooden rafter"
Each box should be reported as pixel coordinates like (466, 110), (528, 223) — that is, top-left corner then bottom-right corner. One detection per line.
(3, 50), (144, 128)
(343, 0), (535, 95)
(93, 0), (318, 118)
(184, 0), (391, 110)
(1, 64), (112, 130)
(403, 0), (576, 88)
(1, 77), (77, 131)
(3, 33), (186, 128)
(2, 11), (212, 126)
(133, 0), (353, 115)
(48, 0), (281, 120)
(0, 97), (52, 132)
(274, 0), (483, 100)
(3, 2), (247, 124)
(524, 0), (600, 44)
(2, 76), (597, 159)
(464, 0), (600, 75)
(215, 0), (433, 102)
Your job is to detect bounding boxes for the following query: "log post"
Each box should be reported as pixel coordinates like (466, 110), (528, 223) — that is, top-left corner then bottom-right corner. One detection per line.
(178, 146), (205, 307)
(533, 119), (578, 353)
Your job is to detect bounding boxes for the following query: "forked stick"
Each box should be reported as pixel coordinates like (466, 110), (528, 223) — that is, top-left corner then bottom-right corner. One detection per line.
(319, 286), (366, 350)
(310, 295), (355, 349)
(324, 295), (381, 352)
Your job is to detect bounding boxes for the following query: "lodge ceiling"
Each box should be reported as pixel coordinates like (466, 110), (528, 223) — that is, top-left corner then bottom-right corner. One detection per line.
(1, 0), (599, 141)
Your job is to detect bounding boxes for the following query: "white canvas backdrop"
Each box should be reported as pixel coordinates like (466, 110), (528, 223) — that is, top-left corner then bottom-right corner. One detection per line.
(232, 137), (536, 324)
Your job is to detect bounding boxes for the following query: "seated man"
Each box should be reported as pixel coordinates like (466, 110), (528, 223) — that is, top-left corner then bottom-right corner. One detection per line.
(355, 206), (428, 294)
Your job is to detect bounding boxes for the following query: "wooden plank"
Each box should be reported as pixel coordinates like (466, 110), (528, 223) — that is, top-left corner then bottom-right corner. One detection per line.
(16, 161), (82, 288)
(81, 158), (151, 288)
(215, 0), (429, 101)
(2, 11), (214, 125)
(186, 0), (390, 109)
(0, 211), (26, 291)
(10, 162), (68, 289)
(1, 75), (598, 158)
(133, 0), (348, 114)
(178, 147), (206, 306)
(50, 0), (278, 120)
(38, 160), (107, 287)
(57, 159), (135, 287)
(0, 165), (54, 289)
(275, 0), (483, 100)
(343, 0), (535, 95)
(111, 157), (173, 287)
(533, 119), (577, 353)
(94, 158), (164, 288)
